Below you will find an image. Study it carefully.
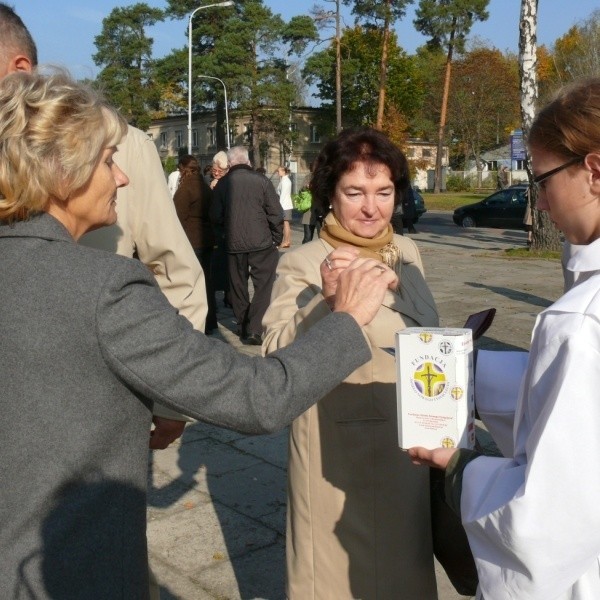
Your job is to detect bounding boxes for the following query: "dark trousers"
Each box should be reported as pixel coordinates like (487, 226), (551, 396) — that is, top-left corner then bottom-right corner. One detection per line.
(228, 245), (279, 337)
(195, 247), (218, 331)
(302, 224), (315, 244)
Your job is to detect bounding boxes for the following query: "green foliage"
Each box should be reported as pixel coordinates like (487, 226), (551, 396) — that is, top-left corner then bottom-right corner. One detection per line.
(546, 9), (600, 98)
(414, 0), (490, 54)
(93, 3), (164, 129)
(163, 155), (178, 175)
(447, 47), (520, 167)
(303, 26), (423, 128)
(421, 191), (486, 210)
(161, 0), (315, 160)
(504, 248), (561, 260)
(344, 0), (414, 24)
(445, 173), (472, 192)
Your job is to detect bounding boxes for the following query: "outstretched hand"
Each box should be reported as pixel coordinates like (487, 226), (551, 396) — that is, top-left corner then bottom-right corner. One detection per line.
(332, 257), (398, 327)
(407, 446), (458, 470)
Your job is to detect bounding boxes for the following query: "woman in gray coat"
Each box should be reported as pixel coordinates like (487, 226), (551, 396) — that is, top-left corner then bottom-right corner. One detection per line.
(0, 71), (399, 599)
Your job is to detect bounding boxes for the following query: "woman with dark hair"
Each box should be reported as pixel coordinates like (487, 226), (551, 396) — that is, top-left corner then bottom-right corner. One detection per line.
(263, 127), (439, 598)
(173, 155), (218, 334)
(410, 78), (600, 599)
(0, 72), (398, 598)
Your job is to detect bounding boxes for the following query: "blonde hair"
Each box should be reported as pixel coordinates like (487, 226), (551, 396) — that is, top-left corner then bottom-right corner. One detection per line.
(0, 70), (127, 222)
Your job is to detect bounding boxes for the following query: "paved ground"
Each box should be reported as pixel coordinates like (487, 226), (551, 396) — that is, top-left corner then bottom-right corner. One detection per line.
(147, 212), (564, 599)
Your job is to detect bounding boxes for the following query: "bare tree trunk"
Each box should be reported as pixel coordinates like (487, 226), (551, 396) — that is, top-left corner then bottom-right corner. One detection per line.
(434, 23), (455, 194)
(375, 0), (391, 130)
(335, 0), (342, 133)
(519, 0), (561, 251)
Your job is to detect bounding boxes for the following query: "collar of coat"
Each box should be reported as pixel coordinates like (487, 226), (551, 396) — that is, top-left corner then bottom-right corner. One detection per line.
(0, 212), (74, 243)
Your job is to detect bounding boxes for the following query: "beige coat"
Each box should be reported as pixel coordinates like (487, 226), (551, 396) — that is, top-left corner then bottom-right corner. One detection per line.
(263, 235), (440, 600)
(80, 126), (208, 420)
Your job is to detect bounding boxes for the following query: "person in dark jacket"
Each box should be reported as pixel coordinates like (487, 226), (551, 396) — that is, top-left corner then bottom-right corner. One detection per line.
(211, 146), (283, 345)
(401, 186), (418, 234)
(173, 155), (218, 334)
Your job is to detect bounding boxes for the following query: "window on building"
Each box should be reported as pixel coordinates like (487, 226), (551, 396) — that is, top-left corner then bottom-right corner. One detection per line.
(422, 149), (431, 158)
(310, 125), (321, 144)
(207, 126), (216, 148)
(175, 130), (183, 149)
(160, 132), (167, 149)
(407, 148), (415, 158)
(192, 129), (198, 149)
(243, 123), (253, 144)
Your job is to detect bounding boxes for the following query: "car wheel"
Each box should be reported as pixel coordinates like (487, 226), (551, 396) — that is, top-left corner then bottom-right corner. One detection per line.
(461, 215), (476, 228)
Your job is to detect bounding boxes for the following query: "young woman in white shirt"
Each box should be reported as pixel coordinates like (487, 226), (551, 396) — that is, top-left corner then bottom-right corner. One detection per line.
(410, 78), (600, 600)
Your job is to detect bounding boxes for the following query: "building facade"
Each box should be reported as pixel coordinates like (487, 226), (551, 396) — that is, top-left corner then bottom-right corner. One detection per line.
(146, 109), (446, 192)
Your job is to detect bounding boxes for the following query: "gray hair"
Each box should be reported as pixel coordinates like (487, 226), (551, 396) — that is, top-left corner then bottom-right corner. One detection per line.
(227, 146), (251, 167)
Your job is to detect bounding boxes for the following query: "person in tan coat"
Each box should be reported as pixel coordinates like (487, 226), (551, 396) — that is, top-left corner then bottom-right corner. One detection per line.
(263, 127), (440, 599)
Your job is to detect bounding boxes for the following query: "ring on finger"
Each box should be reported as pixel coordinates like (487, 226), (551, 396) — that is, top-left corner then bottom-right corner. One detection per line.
(324, 257), (333, 270)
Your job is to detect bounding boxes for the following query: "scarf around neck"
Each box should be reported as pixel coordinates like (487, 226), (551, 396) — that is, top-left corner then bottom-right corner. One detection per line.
(319, 212), (401, 268)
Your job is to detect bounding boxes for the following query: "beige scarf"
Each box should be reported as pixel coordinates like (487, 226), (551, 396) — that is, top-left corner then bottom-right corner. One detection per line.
(319, 212), (401, 268)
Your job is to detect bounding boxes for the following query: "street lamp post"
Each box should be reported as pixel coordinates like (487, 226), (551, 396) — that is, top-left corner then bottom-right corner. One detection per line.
(197, 75), (230, 149)
(188, 1), (234, 153)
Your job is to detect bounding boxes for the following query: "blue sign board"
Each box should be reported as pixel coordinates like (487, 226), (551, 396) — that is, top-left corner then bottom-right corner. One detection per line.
(511, 129), (527, 161)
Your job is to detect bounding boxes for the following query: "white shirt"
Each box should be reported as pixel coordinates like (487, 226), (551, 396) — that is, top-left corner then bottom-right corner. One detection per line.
(277, 175), (293, 211)
(167, 169), (181, 199)
(463, 236), (600, 599)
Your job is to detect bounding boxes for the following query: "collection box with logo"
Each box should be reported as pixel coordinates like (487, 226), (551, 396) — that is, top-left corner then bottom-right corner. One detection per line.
(395, 327), (475, 450)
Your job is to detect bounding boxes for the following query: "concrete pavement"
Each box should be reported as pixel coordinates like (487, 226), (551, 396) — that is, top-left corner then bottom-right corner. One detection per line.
(147, 212), (564, 599)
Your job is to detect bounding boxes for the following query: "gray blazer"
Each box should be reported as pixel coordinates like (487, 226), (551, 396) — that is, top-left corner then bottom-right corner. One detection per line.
(0, 213), (370, 599)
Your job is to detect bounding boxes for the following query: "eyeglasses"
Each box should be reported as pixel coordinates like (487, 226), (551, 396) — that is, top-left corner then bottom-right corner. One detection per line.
(533, 156), (585, 192)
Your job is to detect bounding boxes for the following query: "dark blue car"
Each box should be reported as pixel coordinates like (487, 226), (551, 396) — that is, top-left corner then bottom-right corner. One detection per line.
(453, 184), (529, 229)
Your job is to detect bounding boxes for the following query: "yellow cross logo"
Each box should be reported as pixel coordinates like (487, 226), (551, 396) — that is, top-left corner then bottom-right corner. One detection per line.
(413, 361), (446, 398)
(441, 437), (456, 448)
(451, 386), (463, 400)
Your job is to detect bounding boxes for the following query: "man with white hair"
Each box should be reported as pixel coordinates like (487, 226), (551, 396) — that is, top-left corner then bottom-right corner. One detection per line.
(212, 146), (283, 345)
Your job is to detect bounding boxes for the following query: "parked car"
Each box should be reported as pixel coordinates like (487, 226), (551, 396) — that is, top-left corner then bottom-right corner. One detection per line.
(452, 184), (529, 229)
(413, 187), (427, 222)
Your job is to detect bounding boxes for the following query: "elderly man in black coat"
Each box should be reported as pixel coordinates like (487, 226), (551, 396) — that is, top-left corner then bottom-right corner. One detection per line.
(211, 146), (283, 345)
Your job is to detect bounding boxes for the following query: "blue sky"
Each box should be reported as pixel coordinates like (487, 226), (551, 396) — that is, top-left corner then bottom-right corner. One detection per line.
(13, 0), (600, 80)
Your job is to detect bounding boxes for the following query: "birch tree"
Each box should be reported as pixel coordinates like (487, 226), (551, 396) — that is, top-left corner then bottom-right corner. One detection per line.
(519, 0), (561, 250)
